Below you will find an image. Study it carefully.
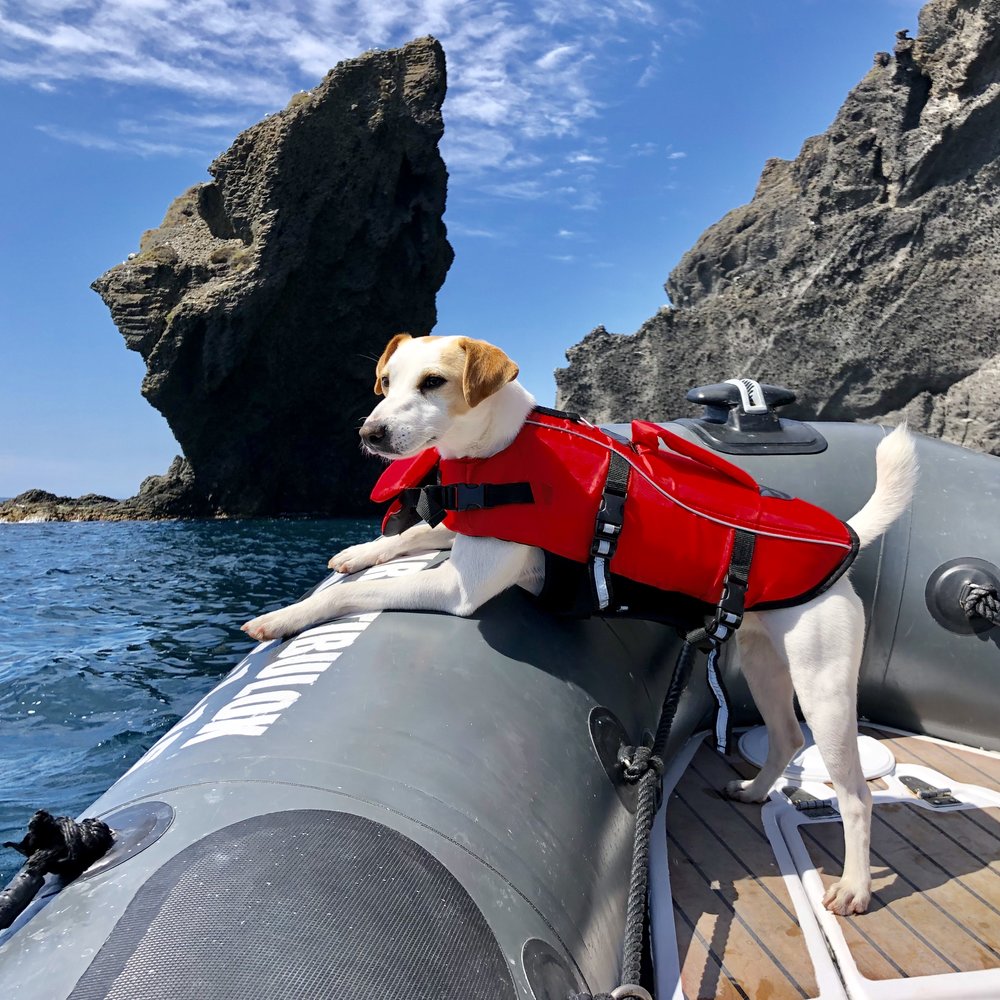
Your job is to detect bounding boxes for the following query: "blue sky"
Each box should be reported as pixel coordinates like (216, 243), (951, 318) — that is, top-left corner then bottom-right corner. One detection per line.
(0, 0), (923, 498)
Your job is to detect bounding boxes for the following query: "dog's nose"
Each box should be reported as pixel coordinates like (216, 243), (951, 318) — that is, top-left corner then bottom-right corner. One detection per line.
(360, 422), (388, 447)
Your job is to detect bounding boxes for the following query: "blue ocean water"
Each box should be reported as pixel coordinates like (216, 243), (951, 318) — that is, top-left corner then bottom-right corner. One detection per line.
(0, 518), (377, 882)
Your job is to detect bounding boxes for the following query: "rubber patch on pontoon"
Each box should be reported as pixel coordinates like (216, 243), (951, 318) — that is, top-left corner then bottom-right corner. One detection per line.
(69, 809), (515, 1000)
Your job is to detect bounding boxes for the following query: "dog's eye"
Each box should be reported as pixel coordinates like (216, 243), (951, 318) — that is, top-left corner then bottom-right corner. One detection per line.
(420, 374), (446, 391)
(380, 375), (390, 391)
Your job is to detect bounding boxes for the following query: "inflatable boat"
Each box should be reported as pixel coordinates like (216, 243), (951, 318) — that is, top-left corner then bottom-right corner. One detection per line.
(0, 383), (998, 1000)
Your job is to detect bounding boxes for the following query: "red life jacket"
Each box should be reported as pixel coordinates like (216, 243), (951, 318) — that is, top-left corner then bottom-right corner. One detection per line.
(371, 409), (857, 628)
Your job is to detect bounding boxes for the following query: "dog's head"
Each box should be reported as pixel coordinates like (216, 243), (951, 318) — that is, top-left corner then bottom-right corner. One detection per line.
(359, 334), (523, 459)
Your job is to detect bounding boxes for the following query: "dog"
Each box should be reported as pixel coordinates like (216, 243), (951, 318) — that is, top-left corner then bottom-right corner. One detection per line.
(242, 333), (919, 916)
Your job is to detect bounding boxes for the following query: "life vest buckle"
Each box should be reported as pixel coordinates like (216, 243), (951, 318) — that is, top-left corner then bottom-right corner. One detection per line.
(703, 578), (747, 642)
(718, 576), (747, 621)
(448, 483), (487, 511)
(598, 491), (626, 527)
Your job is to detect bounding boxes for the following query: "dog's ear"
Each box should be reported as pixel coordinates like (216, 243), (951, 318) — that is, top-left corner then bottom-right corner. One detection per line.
(374, 333), (411, 395)
(458, 338), (519, 407)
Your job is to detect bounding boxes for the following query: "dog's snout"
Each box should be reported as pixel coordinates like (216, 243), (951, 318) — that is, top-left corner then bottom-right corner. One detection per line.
(360, 422), (388, 447)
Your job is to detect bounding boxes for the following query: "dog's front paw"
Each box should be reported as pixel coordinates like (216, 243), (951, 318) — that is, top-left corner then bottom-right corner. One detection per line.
(328, 540), (385, 574)
(241, 607), (303, 642)
(722, 778), (768, 803)
(822, 878), (871, 916)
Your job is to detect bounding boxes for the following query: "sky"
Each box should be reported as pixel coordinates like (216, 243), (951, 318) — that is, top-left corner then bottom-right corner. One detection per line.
(0, 0), (924, 499)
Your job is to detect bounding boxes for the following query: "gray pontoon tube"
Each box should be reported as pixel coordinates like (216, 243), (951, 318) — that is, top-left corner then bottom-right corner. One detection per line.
(0, 418), (997, 999)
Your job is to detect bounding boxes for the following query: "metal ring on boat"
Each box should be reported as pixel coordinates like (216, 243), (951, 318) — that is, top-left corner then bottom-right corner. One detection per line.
(611, 986), (654, 1000)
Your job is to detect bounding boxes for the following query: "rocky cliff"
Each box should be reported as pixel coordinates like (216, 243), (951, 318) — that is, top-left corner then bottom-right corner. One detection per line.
(91, 35), (452, 517)
(556, 0), (1000, 457)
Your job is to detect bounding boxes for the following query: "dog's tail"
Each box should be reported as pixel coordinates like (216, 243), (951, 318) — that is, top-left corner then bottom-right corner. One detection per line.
(847, 424), (919, 549)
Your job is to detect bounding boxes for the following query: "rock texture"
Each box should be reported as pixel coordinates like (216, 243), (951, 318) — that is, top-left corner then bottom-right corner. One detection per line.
(0, 459), (206, 522)
(92, 36), (452, 517)
(557, 0), (1000, 457)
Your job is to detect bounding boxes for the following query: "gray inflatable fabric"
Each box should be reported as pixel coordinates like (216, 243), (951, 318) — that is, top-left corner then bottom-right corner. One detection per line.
(0, 419), (997, 999)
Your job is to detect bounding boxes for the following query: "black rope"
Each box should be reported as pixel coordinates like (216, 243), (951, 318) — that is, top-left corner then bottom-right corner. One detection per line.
(572, 641), (698, 1000)
(0, 810), (113, 930)
(961, 584), (1000, 626)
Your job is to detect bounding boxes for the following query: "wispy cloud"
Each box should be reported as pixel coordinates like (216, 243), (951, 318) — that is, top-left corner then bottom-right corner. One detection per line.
(482, 179), (549, 200)
(3, 1), (679, 206)
(637, 64), (658, 87)
(636, 39), (661, 87)
(36, 123), (205, 157)
(571, 189), (602, 211)
(448, 221), (500, 238)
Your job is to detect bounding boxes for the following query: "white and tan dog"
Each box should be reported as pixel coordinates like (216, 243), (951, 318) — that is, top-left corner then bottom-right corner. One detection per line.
(243, 333), (918, 916)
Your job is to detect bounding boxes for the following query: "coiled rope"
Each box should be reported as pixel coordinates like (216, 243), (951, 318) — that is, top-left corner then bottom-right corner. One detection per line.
(571, 641), (698, 1000)
(0, 810), (113, 930)
(961, 584), (1000, 627)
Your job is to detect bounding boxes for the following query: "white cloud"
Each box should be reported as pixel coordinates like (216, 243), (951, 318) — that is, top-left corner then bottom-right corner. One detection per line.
(442, 128), (515, 172)
(637, 63), (658, 87)
(2, 0), (669, 208)
(36, 123), (205, 157)
(535, 43), (576, 70)
(667, 150), (687, 159)
(482, 179), (547, 200)
(571, 189), (602, 211)
(448, 221), (500, 238)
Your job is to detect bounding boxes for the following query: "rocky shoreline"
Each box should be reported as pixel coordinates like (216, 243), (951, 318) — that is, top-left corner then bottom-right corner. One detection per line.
(556, 0), (1000, 454)
(0, 457), (206, 522)
(0, 492), (160, 523)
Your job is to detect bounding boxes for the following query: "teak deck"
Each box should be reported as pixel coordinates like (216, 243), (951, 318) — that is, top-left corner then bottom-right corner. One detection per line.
(665, 728), (1000, 999)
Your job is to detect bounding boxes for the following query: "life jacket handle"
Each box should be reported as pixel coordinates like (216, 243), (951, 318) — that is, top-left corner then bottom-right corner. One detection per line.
(630, 420), (760, 491)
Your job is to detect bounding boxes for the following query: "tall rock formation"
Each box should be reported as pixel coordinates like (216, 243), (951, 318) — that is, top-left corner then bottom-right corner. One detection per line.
(93, 36), (453, 516)
(557, 0), (1000, 457)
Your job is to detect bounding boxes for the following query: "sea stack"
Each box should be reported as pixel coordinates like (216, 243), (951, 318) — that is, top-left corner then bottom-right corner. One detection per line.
(556, 0), (1000, 457)
(93, 36), (453, 516)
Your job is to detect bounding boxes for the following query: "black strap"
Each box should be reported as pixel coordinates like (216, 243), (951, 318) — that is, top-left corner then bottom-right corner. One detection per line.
(532, 404), (582, 422)
(686, 528), (756, 649)
(590, 451), (630, 610)
(401, 481), (534, 528)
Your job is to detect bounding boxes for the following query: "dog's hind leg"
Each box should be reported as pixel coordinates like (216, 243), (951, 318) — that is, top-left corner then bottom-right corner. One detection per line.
(760, 581), (872, 915)
(724, 619), (804, 803)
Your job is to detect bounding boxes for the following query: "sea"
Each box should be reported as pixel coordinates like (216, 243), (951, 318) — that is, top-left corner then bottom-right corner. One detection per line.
(0, 518), (377, 882)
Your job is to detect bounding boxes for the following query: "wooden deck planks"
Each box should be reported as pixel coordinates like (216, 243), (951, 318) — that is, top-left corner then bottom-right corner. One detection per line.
(808, 729), (1000, 982)
(859, 727), (1000, 787)
(666, 742), (819, 999)
(805, 819), (976, 977)
(670, 904), (753, 1000)
(666, 730), (1000, 997)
